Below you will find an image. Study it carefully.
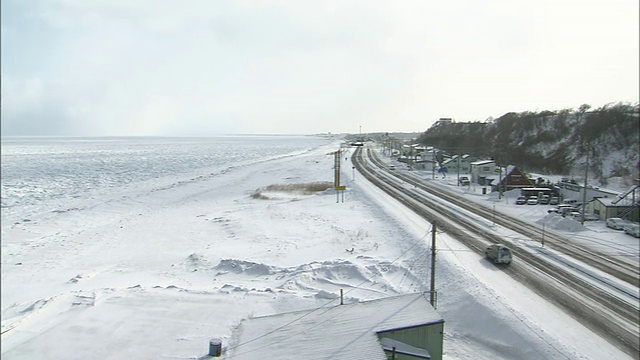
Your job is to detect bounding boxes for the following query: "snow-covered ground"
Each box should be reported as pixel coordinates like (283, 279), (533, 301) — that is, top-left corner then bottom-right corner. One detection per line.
(1, 141), (636, 359)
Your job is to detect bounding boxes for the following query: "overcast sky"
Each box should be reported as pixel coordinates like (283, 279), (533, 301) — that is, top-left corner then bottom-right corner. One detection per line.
(2, 0), (638, 136)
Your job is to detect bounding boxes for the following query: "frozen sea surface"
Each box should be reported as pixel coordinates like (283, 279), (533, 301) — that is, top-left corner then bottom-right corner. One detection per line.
(1, 135), (332, 223)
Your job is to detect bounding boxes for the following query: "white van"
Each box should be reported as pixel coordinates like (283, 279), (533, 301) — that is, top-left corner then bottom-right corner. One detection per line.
(484, 244), (512, 264)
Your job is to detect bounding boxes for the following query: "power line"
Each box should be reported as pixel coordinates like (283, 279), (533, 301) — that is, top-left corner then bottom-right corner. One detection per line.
(227, 226), (434, 357)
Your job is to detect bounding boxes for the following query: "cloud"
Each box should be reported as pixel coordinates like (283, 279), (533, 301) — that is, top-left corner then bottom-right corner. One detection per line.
(2, 0), (638, 136)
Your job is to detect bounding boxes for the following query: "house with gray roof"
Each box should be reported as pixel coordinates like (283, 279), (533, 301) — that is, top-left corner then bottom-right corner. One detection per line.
(225, 293), (444, 360)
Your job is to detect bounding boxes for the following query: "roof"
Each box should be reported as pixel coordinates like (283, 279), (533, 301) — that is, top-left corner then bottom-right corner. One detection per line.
(470, 160), (494, 166)
(593, 196), (638, 207)
(226, 293), (443, 360)
(443, 154), (473, 165)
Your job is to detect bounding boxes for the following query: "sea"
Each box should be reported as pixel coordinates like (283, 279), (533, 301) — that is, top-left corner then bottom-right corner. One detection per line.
(1, 135), (335, 223)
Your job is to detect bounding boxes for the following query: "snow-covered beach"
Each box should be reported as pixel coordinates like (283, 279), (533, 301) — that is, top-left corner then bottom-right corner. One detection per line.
(1, 136), (634, 359)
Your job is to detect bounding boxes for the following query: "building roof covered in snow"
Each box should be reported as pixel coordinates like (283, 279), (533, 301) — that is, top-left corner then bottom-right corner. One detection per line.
(226, 293), (443, 360)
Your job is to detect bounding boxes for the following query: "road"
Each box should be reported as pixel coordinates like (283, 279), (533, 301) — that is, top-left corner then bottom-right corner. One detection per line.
(352, 144), (640, 358)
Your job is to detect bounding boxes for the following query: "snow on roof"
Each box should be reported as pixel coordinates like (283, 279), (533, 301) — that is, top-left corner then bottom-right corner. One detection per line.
(470, 160), (494, 166)
(226, 292), (443, 360)
(594, 196), (637, 207)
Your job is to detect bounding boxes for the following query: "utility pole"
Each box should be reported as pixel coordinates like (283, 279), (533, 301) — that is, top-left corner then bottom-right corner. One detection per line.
(581, 151), (589, 225)
(457, 155), (460, 186)
(429, 221), (437, 308)
(498, 165), (503, 200)
(432, 150), (435, 180)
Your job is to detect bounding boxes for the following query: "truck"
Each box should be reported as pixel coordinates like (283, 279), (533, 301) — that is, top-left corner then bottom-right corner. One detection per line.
(484, 244), (512, 264)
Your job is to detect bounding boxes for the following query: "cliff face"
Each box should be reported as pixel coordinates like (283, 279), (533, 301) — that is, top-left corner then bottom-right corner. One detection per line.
(417, 103), (640, 188)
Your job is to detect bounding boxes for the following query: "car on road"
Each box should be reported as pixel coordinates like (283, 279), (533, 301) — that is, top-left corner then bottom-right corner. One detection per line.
(389, 165), (395, 170)
(527, 196), (539, 205)
(606, 217), (630, 230)
(485, 244), (512, 264)
(515, 196), (527, 205)
(459, 176), (470, 186)
(624, 223), (640, 238)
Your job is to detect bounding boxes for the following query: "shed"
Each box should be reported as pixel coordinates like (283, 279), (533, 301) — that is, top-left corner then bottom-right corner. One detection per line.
(225, 293), (444, 360)
(589, 197), (640, 222)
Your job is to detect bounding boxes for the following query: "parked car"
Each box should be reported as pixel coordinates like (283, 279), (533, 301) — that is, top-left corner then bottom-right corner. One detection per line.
(568, 212), (598, 221)
(624, 223), (640, 238)
(567, 211), (582, 220)
(459, 176), (470, 186)
(606, 217), (630, 230)
(548, 204), (574, 215)
(563, 198), (578, 205)
(549, 196), (559, 205)
(582, 213), (600, 221)
(527, 196), (539, 205)
(539, 195), (550, 205)
(485, 244), (512, 264)
(515, 196), (527, 205)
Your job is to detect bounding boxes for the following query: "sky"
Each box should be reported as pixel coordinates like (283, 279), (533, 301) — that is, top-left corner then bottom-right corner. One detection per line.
(1, 0), (639, 136)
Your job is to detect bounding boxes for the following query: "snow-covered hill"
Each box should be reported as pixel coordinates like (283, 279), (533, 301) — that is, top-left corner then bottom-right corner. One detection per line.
(417, 102), (639, 189)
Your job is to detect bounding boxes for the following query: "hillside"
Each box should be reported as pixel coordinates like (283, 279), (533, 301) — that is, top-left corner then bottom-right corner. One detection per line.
(417, 103), (640, 189)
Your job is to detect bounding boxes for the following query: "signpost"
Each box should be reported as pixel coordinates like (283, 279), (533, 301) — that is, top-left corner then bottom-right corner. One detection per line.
(329, 148), (347, 203)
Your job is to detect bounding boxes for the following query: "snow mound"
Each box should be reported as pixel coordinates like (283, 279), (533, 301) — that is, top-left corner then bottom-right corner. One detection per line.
(211, 258), (416, 300)
(536, 214), (585, 232)
(487, 188), (521, 201)
(214, 259), (276, 276)
(251, 182), (334, 200)
(183, 253), (212, 272)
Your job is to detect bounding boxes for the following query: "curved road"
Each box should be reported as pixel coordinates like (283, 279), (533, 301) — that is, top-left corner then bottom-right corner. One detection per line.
(352, 144), (640, 358)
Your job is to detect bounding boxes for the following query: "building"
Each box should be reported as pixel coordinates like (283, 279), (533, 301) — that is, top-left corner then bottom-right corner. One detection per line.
(434, 118), (453, 126)
(585, 180), (640, 221)
(493, 165), (534, 191)
(470, 160), (496, 186)
(588, 197), (640, 221)
(226, 293), (445, 360)
(441, 154), (473, 174)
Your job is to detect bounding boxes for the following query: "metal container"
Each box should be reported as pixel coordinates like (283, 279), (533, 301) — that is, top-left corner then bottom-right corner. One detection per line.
(209, 338), (222, 357)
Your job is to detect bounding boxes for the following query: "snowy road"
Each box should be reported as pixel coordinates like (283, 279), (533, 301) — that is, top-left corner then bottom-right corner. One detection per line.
(354, 145), (640, 357)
